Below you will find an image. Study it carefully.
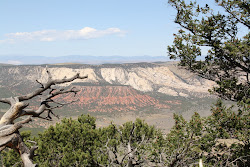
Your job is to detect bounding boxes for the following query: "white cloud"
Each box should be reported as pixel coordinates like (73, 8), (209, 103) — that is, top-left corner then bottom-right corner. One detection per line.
(2, 27), (126, 42)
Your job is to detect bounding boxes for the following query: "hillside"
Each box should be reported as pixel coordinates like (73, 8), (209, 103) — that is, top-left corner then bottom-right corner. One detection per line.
(57, 85), (170, 112)
(0, 62), (216, 132)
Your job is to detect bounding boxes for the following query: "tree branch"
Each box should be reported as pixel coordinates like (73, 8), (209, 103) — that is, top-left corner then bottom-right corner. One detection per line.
(0, 67), (88, 166)
(17, 67), (87, 102)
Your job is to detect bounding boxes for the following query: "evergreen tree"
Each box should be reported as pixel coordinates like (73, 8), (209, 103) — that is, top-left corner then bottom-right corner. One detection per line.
(158, 101), (249, 166)
(165, 0), (250, 166)
(167, 0), (249, 102)
(99, 118), (162, 166)
(1, 116), (161, 167)
(33, 115), (106, 166)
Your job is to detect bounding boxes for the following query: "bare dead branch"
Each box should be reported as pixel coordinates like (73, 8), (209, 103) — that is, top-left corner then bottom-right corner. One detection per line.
(0, 117), (32, 137)
(0, 98), (11, 105)
(35, 79), (44, 88)
(17, 70), (87, 102)
(0, 67), (88, 166)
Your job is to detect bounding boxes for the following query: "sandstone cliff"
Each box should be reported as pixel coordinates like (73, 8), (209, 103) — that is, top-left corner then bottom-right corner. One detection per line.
(0, 63), (214, 96)
(0, 62), (215, 113)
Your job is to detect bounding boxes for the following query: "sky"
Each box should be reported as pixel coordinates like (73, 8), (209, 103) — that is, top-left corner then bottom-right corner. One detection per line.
(0, 0), (179, 58)
(1, 0), (246, 61)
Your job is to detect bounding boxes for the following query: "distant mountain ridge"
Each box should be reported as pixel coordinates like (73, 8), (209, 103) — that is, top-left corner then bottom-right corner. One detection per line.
(0, 62), (216, 132)
(0, 55), (170, 65)
(0, 62), (215, 113)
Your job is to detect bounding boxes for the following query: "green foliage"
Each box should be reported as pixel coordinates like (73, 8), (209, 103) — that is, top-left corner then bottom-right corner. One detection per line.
(167, 0), (250, 102)
(1, 115), (162, 166)
(1, 147), (20, 166)
(161, 113), (203, 166)
(202, 100), (250, 166)
(158, 100), (250, 166)
(166, 0), (250, 165)
(1, 109), (249, 166)
(166, 1), (249, 165)
(99, 118), (162, 166)
(33, 115), (106, 167)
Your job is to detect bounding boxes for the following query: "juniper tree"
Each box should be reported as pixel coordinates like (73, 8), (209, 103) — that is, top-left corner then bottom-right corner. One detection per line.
(165, 0), (250, 166)
(167, 0), (249, 103)
(100, 119), (162, 166)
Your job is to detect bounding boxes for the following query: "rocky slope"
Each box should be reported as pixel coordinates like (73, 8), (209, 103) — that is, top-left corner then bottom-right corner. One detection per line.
(57, 86), (172, 113)
(0, 62), (215, 113)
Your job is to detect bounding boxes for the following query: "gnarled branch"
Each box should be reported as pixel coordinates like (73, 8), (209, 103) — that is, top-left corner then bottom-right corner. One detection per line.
(0, 67), (88, 166)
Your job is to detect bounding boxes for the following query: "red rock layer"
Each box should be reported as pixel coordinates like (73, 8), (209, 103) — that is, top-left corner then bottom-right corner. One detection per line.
(57, 86), (170, 113)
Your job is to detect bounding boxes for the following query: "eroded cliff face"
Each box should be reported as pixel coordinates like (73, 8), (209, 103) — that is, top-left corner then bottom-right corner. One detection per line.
(35, 64), (214, 97)
(99, 66), (215, 97)
(55, 86), (171, 113)
(0, 63), (215, 113)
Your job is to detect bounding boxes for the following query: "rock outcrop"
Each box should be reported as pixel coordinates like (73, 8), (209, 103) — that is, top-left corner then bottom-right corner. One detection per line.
(0, 62), (215, 113)
(57, 86), (170, 113)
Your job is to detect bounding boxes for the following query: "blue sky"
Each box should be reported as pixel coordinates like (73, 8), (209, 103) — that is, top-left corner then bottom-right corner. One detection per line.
(0, 0), (179, 58)
(2, 0), (245, 60)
